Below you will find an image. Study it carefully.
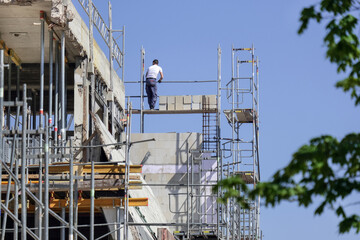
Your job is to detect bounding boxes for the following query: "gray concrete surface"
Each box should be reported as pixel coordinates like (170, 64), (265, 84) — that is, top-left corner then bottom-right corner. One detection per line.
(130, 133), (218, 231)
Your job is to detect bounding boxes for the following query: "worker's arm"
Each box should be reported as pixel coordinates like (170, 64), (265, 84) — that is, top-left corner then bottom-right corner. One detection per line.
(158, 71), (164, 83)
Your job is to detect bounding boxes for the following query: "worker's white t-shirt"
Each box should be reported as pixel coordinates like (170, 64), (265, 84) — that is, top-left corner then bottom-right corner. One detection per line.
(146, 65), (163, 79)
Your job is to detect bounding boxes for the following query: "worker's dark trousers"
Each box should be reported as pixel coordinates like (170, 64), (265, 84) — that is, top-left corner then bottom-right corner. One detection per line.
(146, 78), (157, 109)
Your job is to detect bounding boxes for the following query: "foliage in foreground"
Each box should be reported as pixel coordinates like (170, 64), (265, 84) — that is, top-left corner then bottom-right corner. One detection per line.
(215, 134), (360, 233)
(215, 0), (360, 234)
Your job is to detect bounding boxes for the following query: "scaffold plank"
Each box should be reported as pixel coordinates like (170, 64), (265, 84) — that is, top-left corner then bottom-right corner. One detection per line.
(1, 173), (140, 181)
(128, 109), (217, 114)
(1, 198), (149, 213)
(46, 164), (142, 174)
(1, 179), (143, 192)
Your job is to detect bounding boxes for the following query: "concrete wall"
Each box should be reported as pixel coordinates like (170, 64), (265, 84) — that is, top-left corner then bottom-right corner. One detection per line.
(130, 133), (218, 231)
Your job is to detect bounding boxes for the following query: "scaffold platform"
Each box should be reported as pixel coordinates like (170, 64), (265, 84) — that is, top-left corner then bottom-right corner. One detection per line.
(234, 171), (259, 184)
(224, 108), (255, 123)
(128, 108), (217, 114)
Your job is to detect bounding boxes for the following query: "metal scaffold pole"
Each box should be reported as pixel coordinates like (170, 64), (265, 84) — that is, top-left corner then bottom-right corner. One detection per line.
(21, 84), (28, 240)
(44, 114), (49, 240)
(88, 0), (95, 238)
(54, 40), (59, 149)
(217, 45), (222, 239)
(108, 1), (115, 136)
(36, 11), (45, 239)
(49, 29), (54, 142)
(187, 141), (190, 239)
(61, 30), (66, 157)
(109, 1), (113, 92)
(124, 97), (132, 240)
(6, 53), (11, 128)
(140, 47), (145, 133)
(0, 49), (4, 239)
(122, 25), (125, 83)
(14, 136), (19, 240)
(69, 139), (74, 240)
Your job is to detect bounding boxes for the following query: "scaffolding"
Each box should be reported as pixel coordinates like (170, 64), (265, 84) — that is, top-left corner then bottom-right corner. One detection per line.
(0, 1), (138, 240)
(123, 45), (262, 240)
(0, 0), (262, 239)
(0, 48), (139, 239)
(222, 46), (261, 240)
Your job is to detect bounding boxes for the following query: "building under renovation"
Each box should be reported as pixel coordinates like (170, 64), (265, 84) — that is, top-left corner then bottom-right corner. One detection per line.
(0, 0), (261, 239)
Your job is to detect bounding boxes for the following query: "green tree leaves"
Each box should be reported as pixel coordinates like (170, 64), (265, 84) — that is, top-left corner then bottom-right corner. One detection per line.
(298, 1), (360, 105)
(216, 134), (360, 233)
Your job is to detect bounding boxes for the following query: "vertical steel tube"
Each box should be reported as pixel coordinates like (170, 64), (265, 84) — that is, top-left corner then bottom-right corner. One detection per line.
(116, 207), (121, 240)
(108, 1), (115, 135)
(249, 208), (252, 240)
(251, 48), (257, 240)
(226, 197), (230, 240)
(69, 139), (74, 240)
(49, 30), (54, 141)
(89, 2), (95, 238)
(229, 46), (235, 240)
(257, 195), (260, 239)
(186, 141), (190, 238)
(44, 114), (49, 240)
(256, 57), (261, 239)
(7, 56), (11, 128)
(90, 151), (95, 240)
(54, 41), (59, 150)
(61, 207), (65, 240)
(232, 200), (236, 239)
(190, 154), (194, 230)
(256, 57), (261, 181)
(238, 189), (242, 240)
(241, 208), (244, 237)
(216, 45), (221, 238)
(231, 45), (234, 83)
(74, 170), (78, 240)
(21, 84), (27, 240)
(140, 47), (145, 133)
(124, 99), (131, 240)
(32, 91), (36, 130)
(40, 12), (45, 125)
(61, 31), (66, 151)
(65, 62), (68, 131)
(231, 47), (235, 168)
(122, 26), (125, 83)
(37, 12), (45, 238)
(236, 60), (240, 175)
(200, 157), (204, 232)
(14, 138), (19, 240)
(109, 1), (113, 91)
(89, 0), (95, 128)
(27, 107), (31, 170)
(0, 49), (4, 239)
(16, 66), (20, 101)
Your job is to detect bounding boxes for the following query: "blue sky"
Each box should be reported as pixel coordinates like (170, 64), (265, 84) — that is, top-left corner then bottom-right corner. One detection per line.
(76, 0), (360, 239)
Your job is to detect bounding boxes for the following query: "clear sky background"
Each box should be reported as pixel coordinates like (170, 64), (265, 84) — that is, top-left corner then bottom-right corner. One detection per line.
(74, 0), (360, 239)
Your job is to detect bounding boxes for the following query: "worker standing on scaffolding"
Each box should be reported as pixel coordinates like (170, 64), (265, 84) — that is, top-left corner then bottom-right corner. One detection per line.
(145, 59), (163, 110)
